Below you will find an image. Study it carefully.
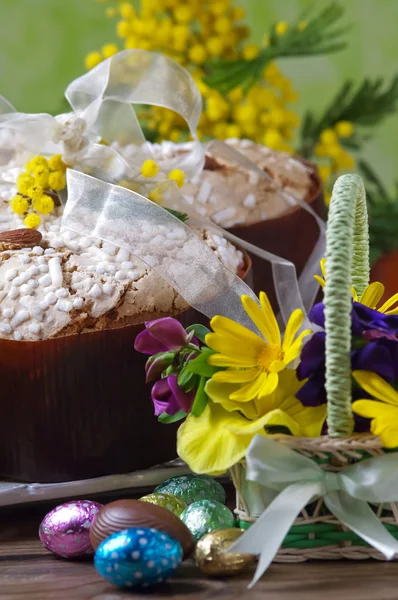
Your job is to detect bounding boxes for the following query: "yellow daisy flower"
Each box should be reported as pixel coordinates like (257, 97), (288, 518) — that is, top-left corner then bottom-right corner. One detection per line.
(352, 371), (398, 448)
(315, 258), (398, 315)
(205, 291), (311, 402)
(177, 370), (326, 475)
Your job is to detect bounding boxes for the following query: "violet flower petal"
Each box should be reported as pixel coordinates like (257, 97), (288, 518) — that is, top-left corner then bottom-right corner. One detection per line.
(135, 328), (169, 355)
(146, 317), (188, 351)
(351, 341), (395, 381)
(297, 332), (325, 380)
(308, 302), (325, 328)
(151, 378), (181, 416)
(167, 374), (195, 413)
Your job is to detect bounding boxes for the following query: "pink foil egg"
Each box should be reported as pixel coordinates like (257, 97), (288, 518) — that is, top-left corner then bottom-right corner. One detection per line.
(39, 500), (103, 558)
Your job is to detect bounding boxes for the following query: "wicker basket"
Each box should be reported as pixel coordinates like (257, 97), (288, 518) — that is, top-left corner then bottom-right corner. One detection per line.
(230, 174), (398, 565)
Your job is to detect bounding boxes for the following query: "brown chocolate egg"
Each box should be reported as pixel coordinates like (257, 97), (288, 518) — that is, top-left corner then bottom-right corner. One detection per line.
(90, 499), (195, 558)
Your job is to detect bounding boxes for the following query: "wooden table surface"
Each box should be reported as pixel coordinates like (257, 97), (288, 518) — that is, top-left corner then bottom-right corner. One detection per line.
(1, 498), (398, 600)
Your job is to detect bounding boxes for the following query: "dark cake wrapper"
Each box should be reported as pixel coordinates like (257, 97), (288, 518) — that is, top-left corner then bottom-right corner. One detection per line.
(0, 251), (252, 484)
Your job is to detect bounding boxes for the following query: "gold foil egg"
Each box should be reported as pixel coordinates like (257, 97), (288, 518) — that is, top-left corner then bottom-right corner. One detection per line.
(195, 528), (257, 576)
(139, 492), (187, 517)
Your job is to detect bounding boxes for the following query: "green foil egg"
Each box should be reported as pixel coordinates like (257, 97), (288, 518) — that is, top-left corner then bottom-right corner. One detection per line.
(180, 500), (235, 542)
(139, 493), (187, 517)
(155, 475), (226, 505)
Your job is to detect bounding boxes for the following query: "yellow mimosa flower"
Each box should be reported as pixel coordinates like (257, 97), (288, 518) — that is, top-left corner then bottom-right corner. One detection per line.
(206, 291), (311, 402)
(315, 258), (398, 315)
(353, 371), (398, 448)
(177, 370), (326, 475)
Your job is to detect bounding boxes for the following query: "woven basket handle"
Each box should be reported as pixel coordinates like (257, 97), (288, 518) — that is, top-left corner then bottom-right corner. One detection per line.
(325, 174), (369, 437)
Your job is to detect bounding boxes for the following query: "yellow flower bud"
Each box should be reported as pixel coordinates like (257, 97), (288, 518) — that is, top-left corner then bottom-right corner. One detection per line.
(48, 171), (66, 192)
(335, 120), (354, 138)
(119, 2), (135, 19)
(211, 1), (230, 16)
(213, 122), (228, 139)
(25, 156), (48, 174)
(85, 51), (102, 70)
(148, 186), (163, 204)
(141, 159), (160, 178)
(27, 184), (44, 202)
(102, 43), (119, 59)
(228, 87), (243, 103)
(214, 16), (232, 35)
(16, 173), (34, 195)
(33, 194), (55, 215)
(318, 164), (332, 183)
(124, 36), (137, 49)
(320, 128), (338, 146)
(275, 21), (288, 36)
(188, 44), (207, 65)
(173, 5), (193, 23)
(242, 44), (260, 61)
(116, 20), (131, 38)
(10, 195), (29, 215)
(298, 20), (307, 31)
(234, 104), (257, 123)
(263, 128), (283, 150)
(226, 123), (241, 138)
(48, 154), (67, 173)
(33, 165), (50, 187)
(169, 129), (181, 142)
(167, 169), (185, 188)
(24, 213), (41, 229)
(206, 37), (224, 57)
(333, 150), (355, 170)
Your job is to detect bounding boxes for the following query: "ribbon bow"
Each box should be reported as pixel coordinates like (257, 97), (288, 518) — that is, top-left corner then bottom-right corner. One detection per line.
(229, 435), (398, 587)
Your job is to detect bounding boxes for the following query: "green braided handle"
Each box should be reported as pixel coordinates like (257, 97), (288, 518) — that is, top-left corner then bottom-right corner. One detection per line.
(324, 174), (369, 437)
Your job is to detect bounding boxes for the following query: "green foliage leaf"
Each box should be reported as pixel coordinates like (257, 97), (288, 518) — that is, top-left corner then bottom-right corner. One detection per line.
(298, 77), (398, 157)
(158, 410), (187, 424)
(186, 347), (219, 378)
(165, 208), (189, 223)
(204, 3), (346, 94)
(177, 367), (197, 391)
(191, 376), (208, 417)
(186, 323), (211, 344)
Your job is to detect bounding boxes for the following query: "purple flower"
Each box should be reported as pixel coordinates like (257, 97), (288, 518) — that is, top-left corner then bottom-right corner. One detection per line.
(135, 317), (191, 355)
(309, 301), (398, 338)
(297, 334), (398, 408)
(151, 375), (195, 416)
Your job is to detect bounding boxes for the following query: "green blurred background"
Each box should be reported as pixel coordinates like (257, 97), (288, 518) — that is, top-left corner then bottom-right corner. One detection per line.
(1, 0), (397, 190)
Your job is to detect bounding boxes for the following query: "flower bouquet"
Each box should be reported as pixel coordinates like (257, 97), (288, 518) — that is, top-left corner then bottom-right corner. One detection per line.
(136, 173), (398, 584)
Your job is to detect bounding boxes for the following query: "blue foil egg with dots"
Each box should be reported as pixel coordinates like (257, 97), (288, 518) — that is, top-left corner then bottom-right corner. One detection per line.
(94, 527), (183, 588)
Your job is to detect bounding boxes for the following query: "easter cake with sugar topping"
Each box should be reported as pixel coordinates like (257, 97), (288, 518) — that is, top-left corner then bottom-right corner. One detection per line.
(0, 161), (244, 342)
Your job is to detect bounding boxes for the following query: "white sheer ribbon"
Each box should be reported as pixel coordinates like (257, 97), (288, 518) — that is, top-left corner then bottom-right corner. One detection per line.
(64, 169), (258, 330)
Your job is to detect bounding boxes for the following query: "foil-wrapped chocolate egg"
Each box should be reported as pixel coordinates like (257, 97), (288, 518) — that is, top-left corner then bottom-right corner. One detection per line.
(90, 499), (194, 558)
(39, 500), (102, 558)
(155, 475), (226, 505)
(94, 527), (183, 588)
(139, 493), (187, 517)
(180, 500), (235, 542)
(195, 528), (257, 576)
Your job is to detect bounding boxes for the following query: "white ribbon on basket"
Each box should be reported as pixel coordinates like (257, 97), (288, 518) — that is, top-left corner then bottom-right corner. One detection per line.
(228, 435), (398, 588)
(0, 49), (325, 324)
